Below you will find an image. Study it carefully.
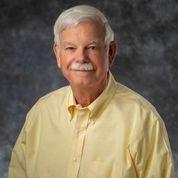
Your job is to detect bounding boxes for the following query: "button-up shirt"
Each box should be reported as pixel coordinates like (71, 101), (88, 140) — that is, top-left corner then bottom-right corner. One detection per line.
(9, 72), (175, 178)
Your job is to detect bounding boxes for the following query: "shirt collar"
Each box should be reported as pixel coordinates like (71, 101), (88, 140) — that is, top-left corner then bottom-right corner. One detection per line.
(68, 71), (118, 120)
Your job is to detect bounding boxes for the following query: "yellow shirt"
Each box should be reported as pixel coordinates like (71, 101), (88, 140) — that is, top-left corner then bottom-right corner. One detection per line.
(9, 73), (175, 178)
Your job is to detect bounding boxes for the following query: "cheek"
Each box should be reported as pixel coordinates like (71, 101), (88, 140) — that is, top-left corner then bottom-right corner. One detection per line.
(59, 54), (71, 68)
(90, 51), (106, 61)
(95, 54), (109, 66)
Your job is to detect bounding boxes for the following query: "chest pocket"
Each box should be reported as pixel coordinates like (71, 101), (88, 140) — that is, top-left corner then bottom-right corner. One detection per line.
(87, 160), (123, 178)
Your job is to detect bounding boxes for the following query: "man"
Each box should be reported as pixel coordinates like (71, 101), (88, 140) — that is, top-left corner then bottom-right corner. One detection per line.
(9, 5), (175, 178)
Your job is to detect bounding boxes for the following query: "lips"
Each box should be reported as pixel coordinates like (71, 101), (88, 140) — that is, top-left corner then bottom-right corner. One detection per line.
(70, 62), (94, 71)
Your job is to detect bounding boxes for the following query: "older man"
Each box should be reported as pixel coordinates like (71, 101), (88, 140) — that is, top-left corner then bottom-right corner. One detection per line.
(9, 5), (175, 178)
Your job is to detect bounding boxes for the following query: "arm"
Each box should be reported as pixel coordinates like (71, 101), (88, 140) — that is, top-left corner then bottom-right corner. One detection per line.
(130, 115), (175, 178)
(8, 125), (27, 178)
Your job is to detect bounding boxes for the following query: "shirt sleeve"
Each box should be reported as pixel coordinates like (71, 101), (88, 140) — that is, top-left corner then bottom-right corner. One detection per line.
(129, 114), (175, 178)
(8, 124), (27, 178)
(8, 103), (37, 178)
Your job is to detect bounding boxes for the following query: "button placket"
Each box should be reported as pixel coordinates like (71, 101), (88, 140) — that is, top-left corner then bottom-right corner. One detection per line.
(74, 108), (89, 159)
(67, 108), (90, 178)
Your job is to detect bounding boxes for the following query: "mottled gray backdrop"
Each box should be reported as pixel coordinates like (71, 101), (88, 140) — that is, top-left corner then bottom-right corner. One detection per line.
(0, 0), (178, 177)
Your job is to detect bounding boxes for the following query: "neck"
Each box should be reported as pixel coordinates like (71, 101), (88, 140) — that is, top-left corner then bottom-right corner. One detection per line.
(71, 78), (109, 107)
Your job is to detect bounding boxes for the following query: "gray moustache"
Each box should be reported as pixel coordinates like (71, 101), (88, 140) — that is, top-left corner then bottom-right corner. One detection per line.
(70, 63), (94, 71)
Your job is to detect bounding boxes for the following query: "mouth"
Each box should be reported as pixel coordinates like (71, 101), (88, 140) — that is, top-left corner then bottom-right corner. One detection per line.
(70, 63), (95, 72)
(71, 69), (94, 72)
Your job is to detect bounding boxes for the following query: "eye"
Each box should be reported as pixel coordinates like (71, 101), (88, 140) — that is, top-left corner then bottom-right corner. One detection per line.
(88, 46), (97, 50)
(65, 47), (76, 51)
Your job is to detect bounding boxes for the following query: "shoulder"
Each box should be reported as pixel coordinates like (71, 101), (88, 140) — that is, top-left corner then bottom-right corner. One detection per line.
(114, 82), (170, 143)
(37, 85), (70, 105)
(114, 82), (171, 145)
(25, 86), (70, 126)
(115, 83), (160, 117)
(113, 82), (162, 124)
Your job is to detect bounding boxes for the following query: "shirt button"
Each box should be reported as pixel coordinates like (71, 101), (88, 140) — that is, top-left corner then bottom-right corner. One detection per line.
(73, 157), (77, 162)
(88, 119), (95, 125)
(91, 121), (95, 125)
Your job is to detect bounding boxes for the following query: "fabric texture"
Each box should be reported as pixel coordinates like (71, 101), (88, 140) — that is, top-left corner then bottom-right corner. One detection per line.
(9, 72), (175, 178)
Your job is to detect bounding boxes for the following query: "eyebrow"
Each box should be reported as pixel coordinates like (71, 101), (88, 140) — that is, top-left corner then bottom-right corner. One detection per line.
(62, 40), (101, 46)
(62, 42), (76, 46)
(87, 40), (101, 45)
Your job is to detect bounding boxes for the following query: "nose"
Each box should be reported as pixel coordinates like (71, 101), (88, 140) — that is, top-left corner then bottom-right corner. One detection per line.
(76, 48), (88, 63)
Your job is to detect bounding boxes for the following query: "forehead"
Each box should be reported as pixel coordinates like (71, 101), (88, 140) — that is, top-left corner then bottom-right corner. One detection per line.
(60, 21), (105, 44)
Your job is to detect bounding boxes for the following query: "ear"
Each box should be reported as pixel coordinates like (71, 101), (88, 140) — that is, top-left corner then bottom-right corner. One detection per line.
(53, 43), (61, 68)
(108, 41), (117, 67)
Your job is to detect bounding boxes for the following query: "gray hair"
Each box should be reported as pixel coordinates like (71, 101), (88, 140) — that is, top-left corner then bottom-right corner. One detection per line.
(54, 5), (114, 46)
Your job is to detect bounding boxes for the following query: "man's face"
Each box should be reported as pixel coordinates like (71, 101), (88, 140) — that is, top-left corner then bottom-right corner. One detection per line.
(54, 21), (116, 90)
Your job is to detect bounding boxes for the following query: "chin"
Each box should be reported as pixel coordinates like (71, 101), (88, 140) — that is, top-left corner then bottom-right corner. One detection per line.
(71, 80), (94, 88)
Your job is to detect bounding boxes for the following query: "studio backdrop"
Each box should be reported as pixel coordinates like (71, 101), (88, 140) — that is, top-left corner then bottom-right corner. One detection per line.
(0, 0), (178, 177)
